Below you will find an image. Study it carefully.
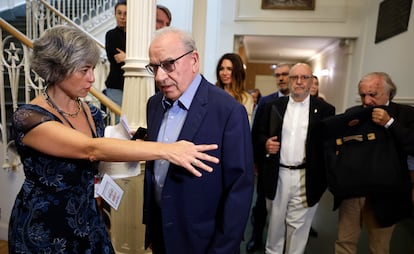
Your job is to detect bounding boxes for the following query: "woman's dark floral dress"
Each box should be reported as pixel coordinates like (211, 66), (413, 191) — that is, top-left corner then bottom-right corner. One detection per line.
(8, 103), (115, 254)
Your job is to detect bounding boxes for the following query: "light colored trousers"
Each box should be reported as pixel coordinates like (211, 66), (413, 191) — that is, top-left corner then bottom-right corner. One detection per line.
(335, 197), (395, 254)
(265, 167), (318, 254)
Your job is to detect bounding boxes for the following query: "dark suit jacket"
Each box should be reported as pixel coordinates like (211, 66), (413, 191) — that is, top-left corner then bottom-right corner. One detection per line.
(256, 96), (335, 207)
(252, 91), (283, 165)
(143, 76), (254, 254)
(333, 103), (414, 226)
(104, 26), (126, 90)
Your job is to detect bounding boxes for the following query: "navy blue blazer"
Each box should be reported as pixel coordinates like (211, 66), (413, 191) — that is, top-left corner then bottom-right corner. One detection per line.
(257, 96), (335, 206)
(143, 76), (254, 253)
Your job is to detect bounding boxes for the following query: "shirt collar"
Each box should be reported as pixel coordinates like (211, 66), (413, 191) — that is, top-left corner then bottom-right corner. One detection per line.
(161, 74), (201, 111)
(288, 94), (310, 106)
(277, 91), (289, 97)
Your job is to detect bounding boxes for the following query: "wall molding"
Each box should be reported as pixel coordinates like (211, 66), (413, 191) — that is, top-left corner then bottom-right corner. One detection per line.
(394, 97), (414, 106)
(234, 0), (347, 23)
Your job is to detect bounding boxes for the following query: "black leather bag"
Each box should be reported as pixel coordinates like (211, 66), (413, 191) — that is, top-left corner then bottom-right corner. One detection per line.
(322, 106), (404, 198)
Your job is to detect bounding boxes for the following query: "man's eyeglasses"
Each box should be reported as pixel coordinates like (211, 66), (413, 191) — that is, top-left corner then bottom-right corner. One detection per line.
(275, 72), (289, 78)
(289, 75), (312, 81)
(145, 50), (193, 75)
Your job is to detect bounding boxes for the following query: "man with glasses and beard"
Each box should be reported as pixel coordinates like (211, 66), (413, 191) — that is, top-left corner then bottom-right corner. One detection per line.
(256, 63), (335, 254)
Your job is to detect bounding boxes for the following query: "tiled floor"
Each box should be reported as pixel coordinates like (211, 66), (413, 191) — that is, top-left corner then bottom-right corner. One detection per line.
(241, 180), (414, 254)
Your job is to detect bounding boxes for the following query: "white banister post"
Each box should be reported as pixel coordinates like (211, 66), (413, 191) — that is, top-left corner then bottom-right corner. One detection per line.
(110, 1), (155, 254)
(121, 0), (155, 130)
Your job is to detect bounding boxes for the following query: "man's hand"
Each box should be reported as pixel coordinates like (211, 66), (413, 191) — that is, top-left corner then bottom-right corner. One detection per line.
(266, 136), (280, 155)
(372, 107), (391, 126)
(114, 48), (126, 63)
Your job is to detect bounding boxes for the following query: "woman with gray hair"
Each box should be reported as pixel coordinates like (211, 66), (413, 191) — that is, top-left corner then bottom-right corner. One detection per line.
(8, 25), (218, 253)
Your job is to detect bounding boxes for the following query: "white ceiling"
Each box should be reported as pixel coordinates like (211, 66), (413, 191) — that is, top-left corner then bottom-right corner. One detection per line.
(242, 35), (339, 64)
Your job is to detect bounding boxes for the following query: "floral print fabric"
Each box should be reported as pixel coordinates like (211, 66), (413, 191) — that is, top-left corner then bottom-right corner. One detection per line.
(8, 104), (114, 254)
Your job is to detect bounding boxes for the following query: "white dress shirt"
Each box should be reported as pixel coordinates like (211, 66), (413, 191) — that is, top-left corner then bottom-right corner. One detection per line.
(279, 95), (310, 166)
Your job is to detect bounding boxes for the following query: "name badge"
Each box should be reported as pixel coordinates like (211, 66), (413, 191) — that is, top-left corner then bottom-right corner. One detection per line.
(96, 173), (124, 210)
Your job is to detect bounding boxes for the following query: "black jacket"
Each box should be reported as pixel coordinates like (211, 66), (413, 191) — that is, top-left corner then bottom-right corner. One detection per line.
(105, 26), (126, 90)
(328, 103), (414, 226)
(256, 96), (335, 207)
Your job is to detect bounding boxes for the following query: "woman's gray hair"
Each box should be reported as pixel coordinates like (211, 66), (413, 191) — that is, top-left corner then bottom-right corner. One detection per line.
(152, 27), (197, 52)
(31, 25), (101, 85)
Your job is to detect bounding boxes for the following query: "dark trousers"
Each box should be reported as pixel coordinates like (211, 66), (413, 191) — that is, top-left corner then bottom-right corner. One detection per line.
(249, 172), (268, 242)
(150, 204), (166, 254)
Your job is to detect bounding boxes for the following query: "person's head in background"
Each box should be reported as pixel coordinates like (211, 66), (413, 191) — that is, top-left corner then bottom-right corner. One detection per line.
(248, 88), (261, 106)
(274, 63), (291, 95)
(156, 5), (172, 30)
(310, 75), (319, 97)
(310, 75), (327, 101)
(216, 53), (247, 103)
(358, 72), (396, 107)
(114, 1), (127, 32)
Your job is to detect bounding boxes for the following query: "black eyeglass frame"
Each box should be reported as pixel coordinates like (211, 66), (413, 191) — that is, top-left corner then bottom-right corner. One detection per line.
(145, 50), (194, 75)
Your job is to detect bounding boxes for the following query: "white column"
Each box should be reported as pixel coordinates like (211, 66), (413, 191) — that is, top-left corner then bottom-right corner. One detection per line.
(110, 1), (155, 254)
(111, 173), (149, 254)
(121, 0), (155, 130)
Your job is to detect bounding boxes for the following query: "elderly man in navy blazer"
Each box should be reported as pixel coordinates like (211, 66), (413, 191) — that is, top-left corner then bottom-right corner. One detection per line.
(143, 27), (254, 254)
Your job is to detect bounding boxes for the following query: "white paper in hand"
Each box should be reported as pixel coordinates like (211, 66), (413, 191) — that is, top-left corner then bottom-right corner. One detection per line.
(98, 116), (141, 179)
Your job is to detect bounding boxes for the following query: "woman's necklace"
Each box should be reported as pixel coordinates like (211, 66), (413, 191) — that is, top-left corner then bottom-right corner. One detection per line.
(43, 88), (82, 119)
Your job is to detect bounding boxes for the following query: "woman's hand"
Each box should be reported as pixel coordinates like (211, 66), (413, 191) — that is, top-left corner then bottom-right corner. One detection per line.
(165, 141), (219, 177)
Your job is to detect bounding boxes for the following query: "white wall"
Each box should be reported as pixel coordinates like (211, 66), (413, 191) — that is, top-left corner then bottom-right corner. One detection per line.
(255, 75), (277, 96)
(204, 0), (414, 110)
(309, 39), (354, 113)
(346, 0), (414, 107)
(0, 0), (24, 12)
(156, 0), (193, 32)
(204, 0), (365, 83)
